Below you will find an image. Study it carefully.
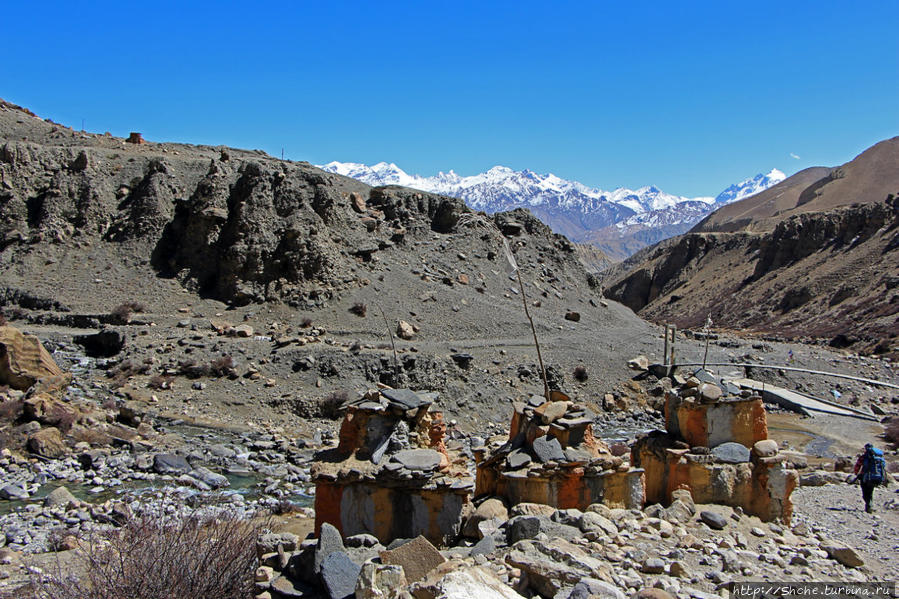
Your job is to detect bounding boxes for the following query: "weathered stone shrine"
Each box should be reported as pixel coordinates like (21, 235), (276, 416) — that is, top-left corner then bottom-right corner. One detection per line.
(311, 389), (473, 546)
(632, 369), (798, 522)
(475, 393), (645, 510)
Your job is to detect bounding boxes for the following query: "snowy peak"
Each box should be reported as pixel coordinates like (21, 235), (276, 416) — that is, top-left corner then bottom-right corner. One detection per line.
(320, 161), (709, 216)
(320, 160), (784, 259)
(713, 168), (786, 206)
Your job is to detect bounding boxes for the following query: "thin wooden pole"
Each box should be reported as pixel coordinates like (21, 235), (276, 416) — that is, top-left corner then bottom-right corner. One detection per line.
(517, 269), (550, 401)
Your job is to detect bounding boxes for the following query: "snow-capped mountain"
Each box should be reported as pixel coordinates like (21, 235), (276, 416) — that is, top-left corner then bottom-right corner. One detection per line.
(713, 169), (786, 206)
(320, 161), (784, 260)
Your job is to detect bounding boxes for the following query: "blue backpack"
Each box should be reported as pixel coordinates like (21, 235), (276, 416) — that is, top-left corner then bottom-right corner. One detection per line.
(862, 447), (886, 484)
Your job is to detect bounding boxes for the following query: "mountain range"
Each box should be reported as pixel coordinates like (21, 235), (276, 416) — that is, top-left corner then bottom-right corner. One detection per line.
(321, 161), (785, 261)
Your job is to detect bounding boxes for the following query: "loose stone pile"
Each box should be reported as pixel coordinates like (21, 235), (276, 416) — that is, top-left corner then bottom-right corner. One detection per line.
(254, 490), (873, 599)
(311, 388), (474, 546)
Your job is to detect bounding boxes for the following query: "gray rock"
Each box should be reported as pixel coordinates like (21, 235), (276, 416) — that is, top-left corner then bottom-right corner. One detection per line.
(568, 579), (627, 599)
(0, 484), (28, 500)
(641, 557), (666, 574)
(700, 510), (728, 530)
(189, 466), (229, 488)
(381, 388), (431, 410)
(506, 515), (580, 544)
(507, 451), (531, 470)
(44, 486), (77, 507)
(711, 442), (750, 464)
(507, 515), (543, 543)
(208, 443), (236, 458)
(532, 435), (565, 463)
(391, 449), (442, 472)
(315, 522), (345, 575)
(152, 453), (191, 474)
(469, 534), (496, 557)
(320, 551), (362, 599)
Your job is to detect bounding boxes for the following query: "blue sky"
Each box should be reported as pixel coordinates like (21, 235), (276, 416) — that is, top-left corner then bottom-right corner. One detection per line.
(2, 1), (896, 196)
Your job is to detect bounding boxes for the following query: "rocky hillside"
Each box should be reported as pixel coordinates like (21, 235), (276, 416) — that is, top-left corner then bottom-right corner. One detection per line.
(603, 138), (899, 353)
(0, 98), (667, 429)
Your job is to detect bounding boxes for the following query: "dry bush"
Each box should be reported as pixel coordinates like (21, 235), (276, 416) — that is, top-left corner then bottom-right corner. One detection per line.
(572, 365), (589, 382)
(108, 360), (150, 388)
(349, 302), (367, 317)
(147, 374), (174, 390)
(0, 311), (7, 326)
(70, 426), (112, 446)
(0, 430), (9, 451)
(321, 390), (350, 419)
(178, 359), (210, 379)
(101, 398), (118, 411)
(300, 317), (313, 328)
(209, 355), (235, 378)
(0, 398), (25, 422)
(110, 301), (145, 323)
(886, 417), (899, 446)
(47, 405), (76, 434)
(18, 509), (264, 599)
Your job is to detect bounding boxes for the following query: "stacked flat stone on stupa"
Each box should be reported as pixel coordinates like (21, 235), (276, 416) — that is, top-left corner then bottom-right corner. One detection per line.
(311, 388), (473, 546)
(475, 391), (645, 510)
(631, 369), (799, 522)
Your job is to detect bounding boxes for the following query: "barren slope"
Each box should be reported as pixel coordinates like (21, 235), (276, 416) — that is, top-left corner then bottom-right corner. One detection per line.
(0, 99), (664, 429)
(603, 138), (899, 353)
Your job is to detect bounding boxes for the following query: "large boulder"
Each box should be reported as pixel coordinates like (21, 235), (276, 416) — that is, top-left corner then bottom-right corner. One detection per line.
(379, 536), (446, 583)
(28, 427), (67, 458)
(412, 564), (525, 599)
(0, 326), (67, 390)
(505, 538), (612, 598)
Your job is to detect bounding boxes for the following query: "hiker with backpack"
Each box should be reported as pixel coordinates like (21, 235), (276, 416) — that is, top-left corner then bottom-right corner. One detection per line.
(852, 443), (886, 513)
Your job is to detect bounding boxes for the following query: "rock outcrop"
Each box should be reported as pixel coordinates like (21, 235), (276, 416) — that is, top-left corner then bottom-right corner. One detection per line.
(0, 325), (69, 390)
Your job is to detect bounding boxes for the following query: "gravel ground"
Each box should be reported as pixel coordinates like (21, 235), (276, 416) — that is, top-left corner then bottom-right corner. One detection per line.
(791, 481), (899, 580)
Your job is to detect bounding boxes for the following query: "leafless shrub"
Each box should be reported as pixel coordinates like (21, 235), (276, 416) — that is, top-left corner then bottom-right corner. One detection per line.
(108, 360), (149, 388)
(0, 431), (9, 451)
(271, 499), (299, 516)
(321, 390), (350, 420)
(209, 355), (235, 378)
(178, 359), (210, 379)
(47, 405), (76, 434)
(300, 317), (313, 328)
(101, 398), (118, 411)
(110, 301), (146, 323)
(0, 311), (7, 326)
(572, 365), (588, 382)
(70, 426), (112, 446)
(18, 509), (264, 599)
(0, 398), (25, 422)
(886, 417), (899, 446)
(147, 374), (174, 390)
(349, 302), (367, 317)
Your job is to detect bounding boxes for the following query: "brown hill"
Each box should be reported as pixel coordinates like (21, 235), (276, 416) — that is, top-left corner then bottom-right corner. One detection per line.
(0, 98), (663, 428)
(603, 137), (899, 353)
